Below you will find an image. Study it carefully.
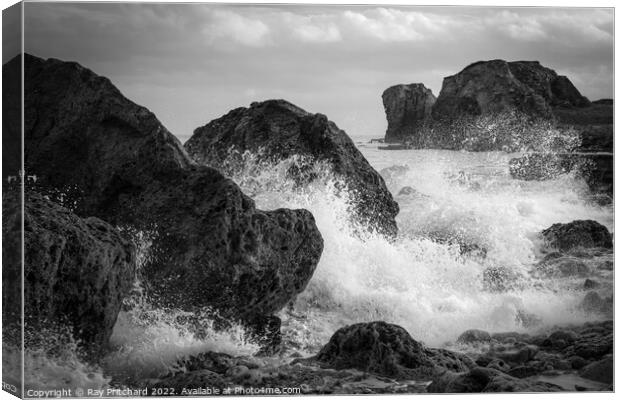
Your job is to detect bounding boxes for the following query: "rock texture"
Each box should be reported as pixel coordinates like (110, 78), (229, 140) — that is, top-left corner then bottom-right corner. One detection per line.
(7, 54), (324, 325)
(383, 60), (601, 153)
(8, 190), (135, 354)
(382, 84), (435, 143)
(432, 60), (588, 122)
(540, 220), (612, 252)
(308, 321), (473, 379)
(185, 99), (399, 237)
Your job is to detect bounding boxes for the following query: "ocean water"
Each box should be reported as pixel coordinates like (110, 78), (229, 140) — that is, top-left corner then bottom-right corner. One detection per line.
(19, 142), (613, 388)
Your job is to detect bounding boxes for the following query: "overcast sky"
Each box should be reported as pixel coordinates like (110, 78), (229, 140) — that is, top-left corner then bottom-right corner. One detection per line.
(19, 3), (614, 141)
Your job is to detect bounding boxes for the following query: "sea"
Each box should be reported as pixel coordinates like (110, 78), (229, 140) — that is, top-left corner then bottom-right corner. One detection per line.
(11, 136), (614, 391)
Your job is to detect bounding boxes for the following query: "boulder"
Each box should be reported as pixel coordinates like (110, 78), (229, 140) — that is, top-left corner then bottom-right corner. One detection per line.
(457, 329), (492, 344)
(8, 191), (135, 355)
(185, 99), (399, 238)
(307, 321), (473, 379)
(579, 356), (613, 384)
(382, 83), (435, 144)
(433, 60), (588, 123)
(7, 54), (324, 326)
(540, 220), (612, 252)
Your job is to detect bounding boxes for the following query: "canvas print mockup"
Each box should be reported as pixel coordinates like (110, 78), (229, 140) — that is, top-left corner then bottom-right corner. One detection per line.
(2, 1), (614, 397)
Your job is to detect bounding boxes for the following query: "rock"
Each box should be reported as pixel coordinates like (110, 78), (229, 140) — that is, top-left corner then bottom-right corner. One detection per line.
(8, 54), (324, 326)
(308, 322), (472, 379)
(535, 257), (589, 278)
(506, 365), (540, 378)
(185, 99), (399, 238)
(486, 359), (510, 372)
(457, 329), (492, 344)
(579, 291), (613, 315)
(547, 330), (578, 347)
(579, 356), (613, 384)
(15, 191), (135, 356)
(493, 345), (538, 367)
(382, 83), (435, 144)
(428, 367), (562, 393)
(432, 60), (554, 122)
(569, 356), (588, 370)
(540, 220), (612, 252)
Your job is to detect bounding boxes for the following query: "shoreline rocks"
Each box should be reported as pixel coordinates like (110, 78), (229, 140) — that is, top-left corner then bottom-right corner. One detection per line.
(185, 99), (399, 238)
(13, 191), (135, 356)
(540, 220), (613, 252)
(8, 54), (324, 332)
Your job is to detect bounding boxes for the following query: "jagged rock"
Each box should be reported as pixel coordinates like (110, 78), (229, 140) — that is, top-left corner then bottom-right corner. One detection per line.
(185, 99), (399, 237)
(457, 329), (492, 344)
(540, 220), (612, 252)
(433, 60), (588, 122)
(384, 60), (592, 151)
(7, 54), (324, 326)
(307, 322), (473, 379)
(9, 191), (135, 355)
(382, 83), (435, 143)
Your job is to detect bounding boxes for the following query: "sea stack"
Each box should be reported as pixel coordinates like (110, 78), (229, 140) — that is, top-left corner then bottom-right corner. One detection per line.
(382, 83), (435, 144)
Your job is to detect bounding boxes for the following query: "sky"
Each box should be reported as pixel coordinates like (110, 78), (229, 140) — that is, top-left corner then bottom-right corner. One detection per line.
(15, 3), (615, 142)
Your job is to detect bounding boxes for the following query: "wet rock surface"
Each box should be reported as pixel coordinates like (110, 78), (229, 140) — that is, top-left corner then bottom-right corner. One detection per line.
(540, 220), (612, 252)
(16, 191), (135, 355)
(7, 54), (324, 328)
(382, 83), (435, 144)
(300, 322), (474, 380)
(185, 99), (399, 237)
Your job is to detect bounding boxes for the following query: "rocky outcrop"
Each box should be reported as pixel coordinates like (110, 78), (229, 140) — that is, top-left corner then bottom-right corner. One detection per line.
(185, 99), (399, 237)
(383, 60), (600, 153)
(4, 190), (136, 355)
(540, 220), (612, 252)
(7, 54), (324, 327)
(382, 84), (435, 143)
(432, 60), (588, 122)
(307, 322), (473, 379)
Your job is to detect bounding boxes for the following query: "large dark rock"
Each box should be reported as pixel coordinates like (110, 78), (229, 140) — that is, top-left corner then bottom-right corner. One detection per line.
(540, 220), (612, 252)
(382, 83), (435, 144)
(308, 321), (473, 380)
(4, 191), (136, 355)
(185, 99), (399, 237)
(433, 60), (588, 122)
(384, 60), (594, 151)
(7, 54), (324, 325)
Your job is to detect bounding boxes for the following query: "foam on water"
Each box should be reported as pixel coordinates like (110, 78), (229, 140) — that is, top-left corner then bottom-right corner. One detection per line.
(223, 148), (613, 351)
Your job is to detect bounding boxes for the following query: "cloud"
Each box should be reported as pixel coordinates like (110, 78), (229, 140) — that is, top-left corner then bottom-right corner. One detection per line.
(203, 10), (271, 47)
(342, 8), (454, 42)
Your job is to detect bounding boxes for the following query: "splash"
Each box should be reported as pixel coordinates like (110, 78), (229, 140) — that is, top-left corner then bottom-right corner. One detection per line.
(221, 149), (612, 352)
